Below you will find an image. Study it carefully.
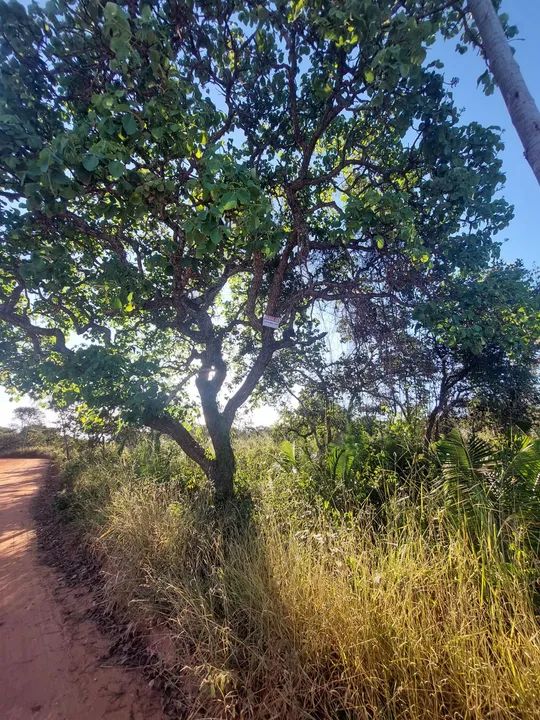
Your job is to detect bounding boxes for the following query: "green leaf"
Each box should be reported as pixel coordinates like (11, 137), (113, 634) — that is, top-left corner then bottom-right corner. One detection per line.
(150, 126), (164, 141)
(122, 114), (138, 136)
(108, 160), (125, 179)
(236, 188), (250, 204)
(210, 227), (221, 246)
(289, 0), (305, 22)
(82, 154), (100, 172)
(219, 192), (238, 212)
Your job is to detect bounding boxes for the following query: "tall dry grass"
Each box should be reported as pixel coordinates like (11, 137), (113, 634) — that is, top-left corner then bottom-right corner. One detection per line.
(63, 458), (540, 719)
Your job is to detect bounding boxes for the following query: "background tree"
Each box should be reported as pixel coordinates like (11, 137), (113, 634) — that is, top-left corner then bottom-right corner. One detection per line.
(12, 405), (45, 444)
(12, 405), (44, 432)
(282, 263), (540, 442)
(0, 0), (513, 500)
(417, 263), (540, 440)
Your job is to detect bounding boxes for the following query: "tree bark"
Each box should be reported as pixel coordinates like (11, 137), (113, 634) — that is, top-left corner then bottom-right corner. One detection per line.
(467, 0), (540, 185)
(425, 404), (444, 445)
(208, 423), (236, 503)
(425, 371), (452, 446)
(196, 369), (236, 503)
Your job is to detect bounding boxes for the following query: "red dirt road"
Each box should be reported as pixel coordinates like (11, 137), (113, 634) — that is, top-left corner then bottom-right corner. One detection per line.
(0, 458), (164, 720)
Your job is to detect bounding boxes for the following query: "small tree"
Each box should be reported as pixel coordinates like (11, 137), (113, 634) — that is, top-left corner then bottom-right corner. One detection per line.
(12, 405), (44, 431)
(0, 0), (512, 500)
(417, 264), (540, 440)
(12, 405), (44, 444)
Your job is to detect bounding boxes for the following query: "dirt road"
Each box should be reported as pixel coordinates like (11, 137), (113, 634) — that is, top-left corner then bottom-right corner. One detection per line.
(0, 458), (164, 720)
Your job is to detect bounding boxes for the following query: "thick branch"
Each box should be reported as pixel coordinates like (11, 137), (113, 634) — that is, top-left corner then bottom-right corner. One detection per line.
(0, 303), (72, 356)
(145, 412), (211, 474)
(223, 332), (276, 425)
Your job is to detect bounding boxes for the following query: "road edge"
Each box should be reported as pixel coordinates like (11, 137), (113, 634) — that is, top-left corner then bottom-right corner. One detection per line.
(31, 460), (184, 718)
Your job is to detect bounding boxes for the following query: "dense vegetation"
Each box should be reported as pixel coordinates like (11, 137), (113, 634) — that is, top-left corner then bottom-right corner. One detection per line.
(9, 419), (534, 720)
(1, 0), (540, 717)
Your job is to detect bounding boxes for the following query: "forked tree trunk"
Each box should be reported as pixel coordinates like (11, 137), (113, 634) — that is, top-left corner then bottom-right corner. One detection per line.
(147, 334), (278, 504)
(147, 411), (235, 502)
(467, 0), (540, 185)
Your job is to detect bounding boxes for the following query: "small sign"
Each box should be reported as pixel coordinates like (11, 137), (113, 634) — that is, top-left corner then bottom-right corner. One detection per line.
(262, 314), (281, 329)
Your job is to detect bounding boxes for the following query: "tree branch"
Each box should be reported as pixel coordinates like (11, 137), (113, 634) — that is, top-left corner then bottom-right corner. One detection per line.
(145, 412), (211, 474)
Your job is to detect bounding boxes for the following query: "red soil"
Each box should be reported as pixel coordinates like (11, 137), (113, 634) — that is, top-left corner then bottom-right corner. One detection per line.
(0, 458), (164, 720)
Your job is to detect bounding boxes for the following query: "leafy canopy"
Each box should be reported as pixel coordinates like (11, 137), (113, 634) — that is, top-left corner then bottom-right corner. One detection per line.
(0, 0), (517, 489)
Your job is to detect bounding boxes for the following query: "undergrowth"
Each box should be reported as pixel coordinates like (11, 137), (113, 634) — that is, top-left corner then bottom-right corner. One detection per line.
(56, 438), (540, 720)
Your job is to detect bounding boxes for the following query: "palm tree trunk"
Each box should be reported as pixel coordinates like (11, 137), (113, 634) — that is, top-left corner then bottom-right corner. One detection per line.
(467, 0), (540, 185)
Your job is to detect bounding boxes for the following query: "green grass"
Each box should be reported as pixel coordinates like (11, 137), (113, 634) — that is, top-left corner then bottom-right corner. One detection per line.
(57, 445), (540, 720)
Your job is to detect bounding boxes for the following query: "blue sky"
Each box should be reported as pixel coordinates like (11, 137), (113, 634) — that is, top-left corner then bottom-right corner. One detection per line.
(1, 1), (539, 426)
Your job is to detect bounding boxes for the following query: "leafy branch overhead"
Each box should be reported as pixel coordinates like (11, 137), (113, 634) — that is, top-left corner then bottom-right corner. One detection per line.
(0, 0), (536, 499)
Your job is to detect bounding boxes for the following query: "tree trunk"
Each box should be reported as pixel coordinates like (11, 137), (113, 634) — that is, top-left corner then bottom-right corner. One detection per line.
(209, 427), (236, 504)
(146, 412), (213, 474)
(61, 424), (71, 460)
(467, 0), (540, 185)
(425, 405), (443, 446)
(425, 377), (451, 446)
(197, 379), (236, 503)
(147, 331), (279, 505)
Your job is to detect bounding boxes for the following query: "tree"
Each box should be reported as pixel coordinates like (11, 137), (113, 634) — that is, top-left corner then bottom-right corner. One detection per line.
(12, 405), (44, 444)
(310, 263), (539, 442)
(464, 0), (540, 186)
(12, 405), (44, 432)
(468, 350), (540, 433)
(0, 0), (511, 501)
(418, 263), (540, 441)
